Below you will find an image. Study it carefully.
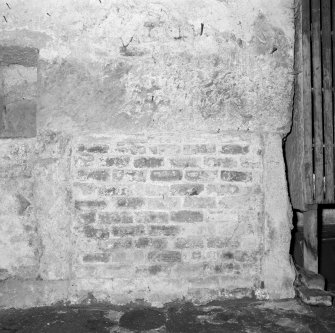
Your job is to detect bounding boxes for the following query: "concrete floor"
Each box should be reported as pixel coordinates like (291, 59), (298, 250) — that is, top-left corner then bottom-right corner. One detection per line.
(0, 299), (334, 333)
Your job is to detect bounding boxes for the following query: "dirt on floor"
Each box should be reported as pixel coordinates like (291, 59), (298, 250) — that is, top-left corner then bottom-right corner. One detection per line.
(0, 298), (334, 333)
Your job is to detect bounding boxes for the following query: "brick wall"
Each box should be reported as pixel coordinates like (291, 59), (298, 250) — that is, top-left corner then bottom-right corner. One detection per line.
(71, 132), (264, 302)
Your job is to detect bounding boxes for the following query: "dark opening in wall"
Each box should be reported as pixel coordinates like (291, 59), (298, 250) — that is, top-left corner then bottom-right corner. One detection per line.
(0, 45), (38, 138)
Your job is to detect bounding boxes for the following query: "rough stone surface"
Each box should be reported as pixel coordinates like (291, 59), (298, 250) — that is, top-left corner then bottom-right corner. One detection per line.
(0, 0), (293, 134)
(33, 132), (73, 280)
(296, 265), (326, 291)
(0, 139), (37, 280)
(0, 0), (295, 308)
(262, 134), (295, 299)
(296, 287), (333, 307)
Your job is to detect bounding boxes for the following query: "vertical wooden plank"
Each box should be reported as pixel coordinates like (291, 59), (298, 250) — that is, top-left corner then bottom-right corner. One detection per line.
(285, 0), (306, 211)
(302, 0), (314, 204)
(322, 0), (334, 202)
(302, 208), (319, 273)
(311, 0), (324, 203)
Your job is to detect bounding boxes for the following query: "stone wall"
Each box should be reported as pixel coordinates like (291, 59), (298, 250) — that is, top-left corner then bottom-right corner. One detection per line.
(0, 0), (295, 307)
(0, 139), (37, 281)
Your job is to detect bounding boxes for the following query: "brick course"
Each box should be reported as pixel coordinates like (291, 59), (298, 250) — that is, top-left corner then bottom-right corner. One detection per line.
(72, 134), (264, 299)
(221, 170), (252, 182)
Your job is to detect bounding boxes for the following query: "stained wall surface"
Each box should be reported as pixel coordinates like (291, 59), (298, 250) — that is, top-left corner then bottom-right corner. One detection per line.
(0, 0), (295, 307)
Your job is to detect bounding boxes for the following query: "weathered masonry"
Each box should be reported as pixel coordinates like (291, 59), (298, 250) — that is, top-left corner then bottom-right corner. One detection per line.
(0, 0), (295, 307)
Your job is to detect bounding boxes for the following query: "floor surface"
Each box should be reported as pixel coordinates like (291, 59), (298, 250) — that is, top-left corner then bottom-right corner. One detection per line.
(0, 298), (334, 332)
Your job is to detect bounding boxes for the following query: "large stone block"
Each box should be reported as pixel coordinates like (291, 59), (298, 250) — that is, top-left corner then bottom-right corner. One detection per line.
(0, 46), (39, 67)
(0, 100), (36, 138)
(262, 133), (295, 299)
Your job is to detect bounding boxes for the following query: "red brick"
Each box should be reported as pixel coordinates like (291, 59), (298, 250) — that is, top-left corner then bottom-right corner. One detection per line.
(134, 237), (150, 248)
(148, 265), (163, 275)
(134, 157), (164, 168)
(99, 186), (129, 196)
(204, 157), (238, 168)
(220, 144), (249, 154)
(135, 212), (169, 224)
(183, 144), (216, 154)
(183, 197), (216, 209)
(149, 144), (181, 155)
(147, 197), (181, 210)
(148, 250), (182, 263)
(78, 144), (109, 154)
(112, 170), (146, 182)
(207, 237), (229, 248)
(84, 226), (109, 240)
(135, 237), (167, 249)
(117, 197), (145, 209)
(150, 170), (182, 181)
(206, 184), (240, 196)
(78, 170), (109, 181)
(170, 184), (204, 196)
(206, 262), (240, 274)
(175, 237), (204, 249)
(149, 225), (180, 236)
(77, 211), (96, 224)
(83, 253), (110, 263)
(221, 170), (252, 182)
(105, 157), (130, 167)
(144, 184), (170, 196)
(185, 170), (218, 182)
(112, 225), (145, 237)
(75, 200), (106, 210)
(170, 210), (203, 223)
(99, 212), (133, 224)
(114, 142), (146, 155)
(169, 158), (200, 168)
(222, 252), (234, 259)
(108, 238), (133, 249)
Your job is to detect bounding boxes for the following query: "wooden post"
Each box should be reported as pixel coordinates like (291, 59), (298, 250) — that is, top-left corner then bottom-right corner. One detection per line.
(301, 205), (318, 273)
(302, 0), (313, 204)
(311, 0), (324, 203)
(322, 0), (334, 202)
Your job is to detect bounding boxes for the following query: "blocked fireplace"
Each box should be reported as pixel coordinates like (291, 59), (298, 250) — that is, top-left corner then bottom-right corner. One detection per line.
(0, 0), (295, 307)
